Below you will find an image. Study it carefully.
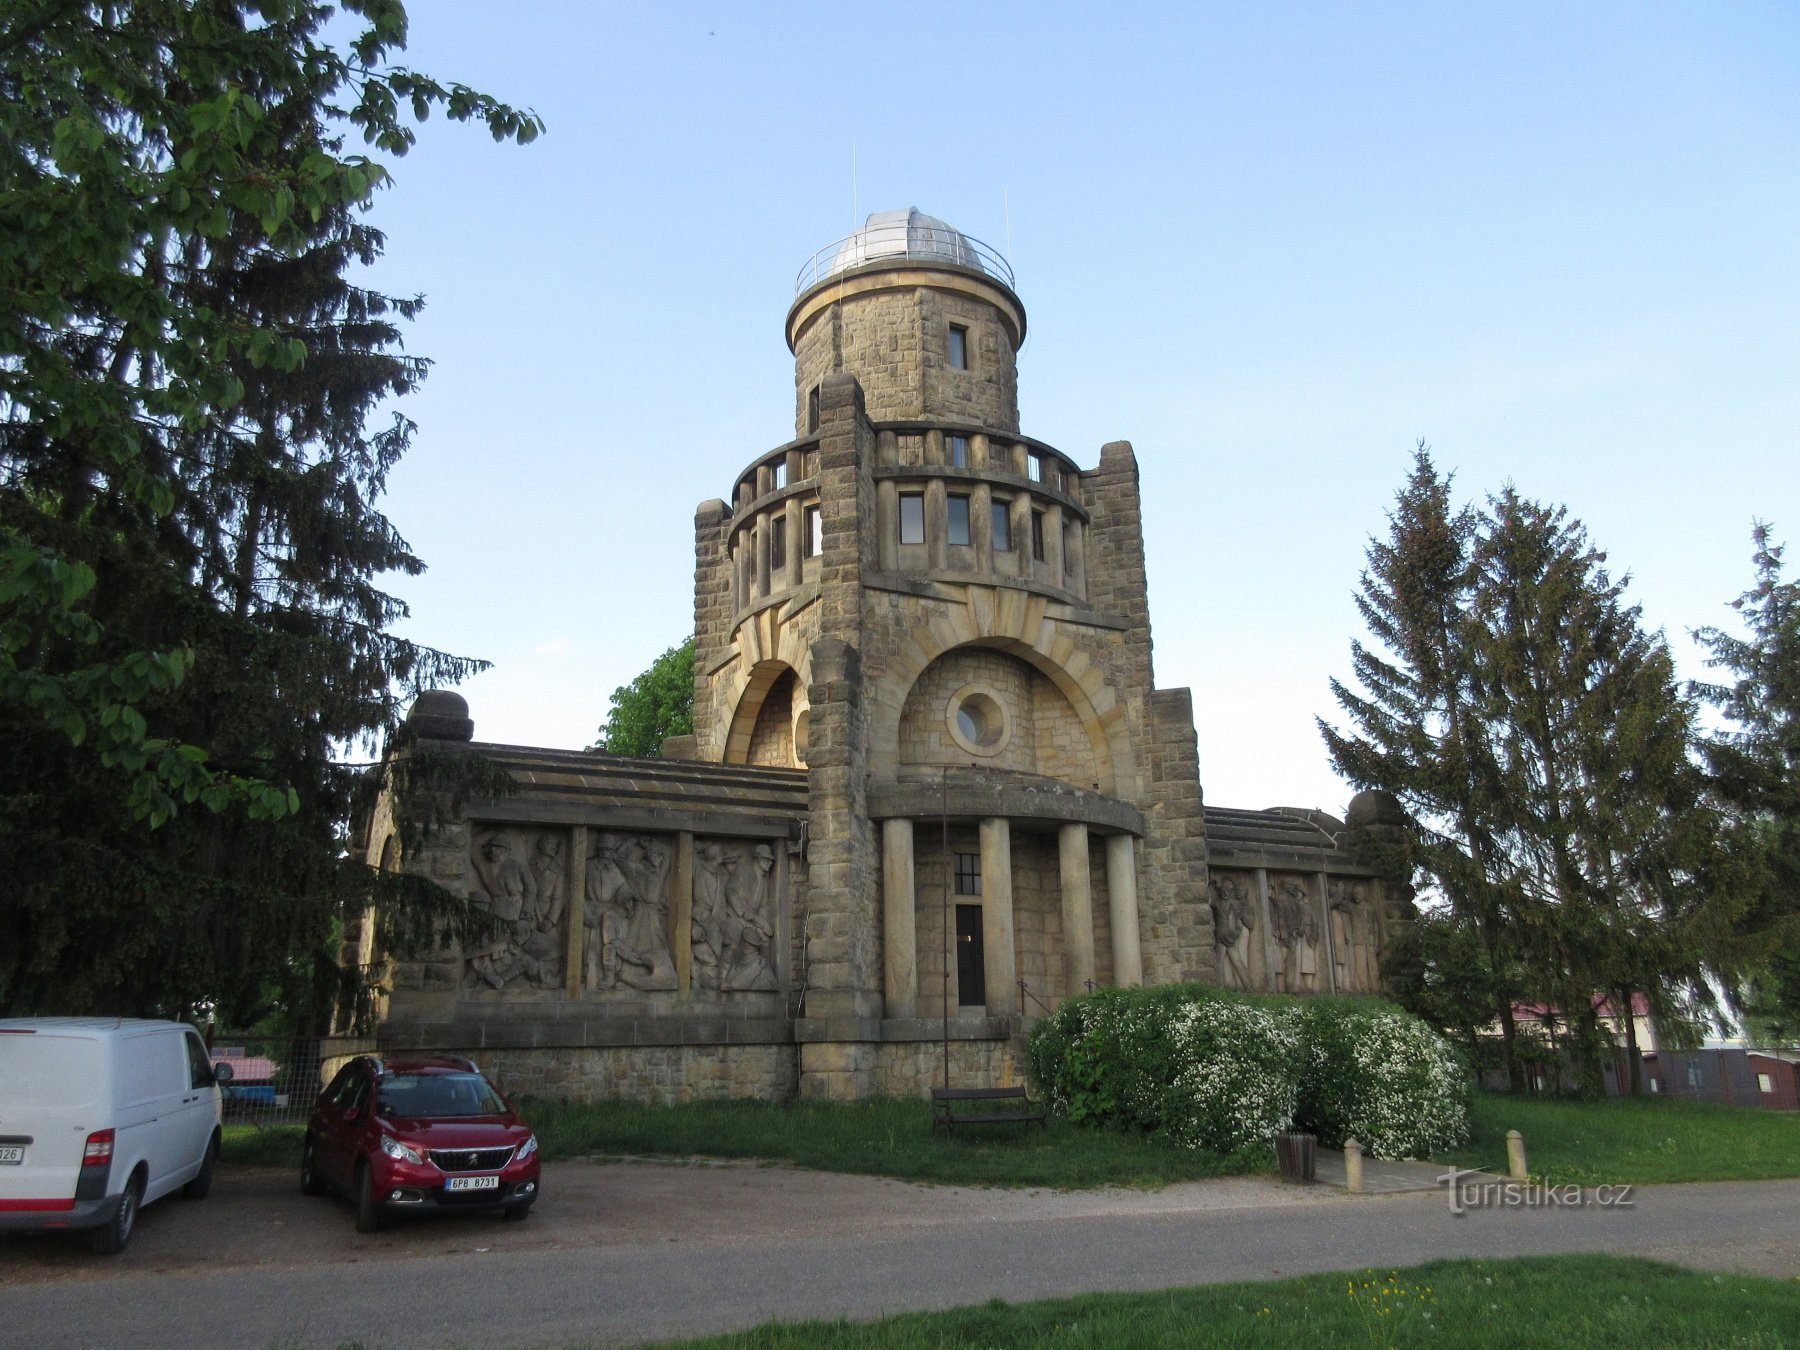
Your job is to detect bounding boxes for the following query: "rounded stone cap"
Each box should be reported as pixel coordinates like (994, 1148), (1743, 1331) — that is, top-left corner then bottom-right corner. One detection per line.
(406, 689), (473, 742)
(1346, 789), (1408, 829)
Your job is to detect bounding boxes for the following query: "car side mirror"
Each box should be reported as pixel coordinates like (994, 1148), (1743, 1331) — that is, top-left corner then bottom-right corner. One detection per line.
(211, 1061), (234, 1084)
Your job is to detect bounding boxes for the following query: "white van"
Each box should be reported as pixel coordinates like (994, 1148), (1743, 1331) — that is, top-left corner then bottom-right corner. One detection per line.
(0, 1018), (232, 1253)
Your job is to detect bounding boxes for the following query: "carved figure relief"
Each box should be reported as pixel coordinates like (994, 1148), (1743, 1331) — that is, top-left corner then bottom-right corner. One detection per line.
(464, 828), (565, 992)
(692, 838), (780, 992)
(584, 833), (677, 992)
(1269, 876), (1322, 994)
(1328, 878), (1383, 994)
(1207, 872), (1257, 990)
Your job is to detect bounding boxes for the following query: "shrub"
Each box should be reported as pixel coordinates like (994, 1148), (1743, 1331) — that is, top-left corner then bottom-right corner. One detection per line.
(1028, 984), (1470, 1160)
(1294, 1001), (1471, 1158)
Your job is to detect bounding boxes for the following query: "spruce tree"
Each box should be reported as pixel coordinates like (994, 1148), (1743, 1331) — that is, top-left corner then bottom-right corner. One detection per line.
(1695, 525), (1800, 1041)
(0, 2), (541, 1026)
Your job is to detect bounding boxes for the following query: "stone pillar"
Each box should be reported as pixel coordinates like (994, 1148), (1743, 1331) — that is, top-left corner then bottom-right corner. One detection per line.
(1105, 833), (1143, 987)
(882, 818), (917, 1018)
(1057, 823), (1095, 998)
(979, 816), (1016, 1015)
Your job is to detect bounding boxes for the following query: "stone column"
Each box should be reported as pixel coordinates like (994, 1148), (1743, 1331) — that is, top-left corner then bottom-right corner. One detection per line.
(1105, 833), (1143, 987)
(882, 818), (917, 1018)
(979, 816), (1016, 1014)
(1057, 823), (1095, 997)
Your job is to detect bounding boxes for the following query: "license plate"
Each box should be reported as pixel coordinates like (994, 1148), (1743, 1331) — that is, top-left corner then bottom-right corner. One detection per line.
(445, 1174), (499, 1192)
(0, 1147), (23, 1165)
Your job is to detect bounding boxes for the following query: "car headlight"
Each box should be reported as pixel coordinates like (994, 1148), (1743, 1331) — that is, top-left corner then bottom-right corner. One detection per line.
(380, 1135), (424, 1165)
(516, 1134), (538, 1161)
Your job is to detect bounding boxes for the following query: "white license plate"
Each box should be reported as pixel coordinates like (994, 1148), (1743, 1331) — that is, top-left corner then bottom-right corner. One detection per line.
(0, 1147), (23, 1165)
(445, 1174), (499, 1192)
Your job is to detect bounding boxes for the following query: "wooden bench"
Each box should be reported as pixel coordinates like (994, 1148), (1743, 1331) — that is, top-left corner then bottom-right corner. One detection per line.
(931, 1085), (1047, 1130)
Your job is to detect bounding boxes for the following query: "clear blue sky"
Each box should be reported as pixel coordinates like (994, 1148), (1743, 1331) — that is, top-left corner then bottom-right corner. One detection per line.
(358, 0), (1799, 815)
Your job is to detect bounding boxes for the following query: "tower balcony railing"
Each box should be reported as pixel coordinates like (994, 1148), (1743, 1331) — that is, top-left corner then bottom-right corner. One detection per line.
(795, 226), (1014, 295)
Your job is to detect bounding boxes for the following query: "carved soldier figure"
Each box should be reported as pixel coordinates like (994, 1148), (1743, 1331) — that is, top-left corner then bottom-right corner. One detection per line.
(721, 843), (778, 991)
(1270, 877), (1320, 993)
(1208, 873), (1256, 989)
(691, 841), (729, 991)
(465, 832), (535, 991)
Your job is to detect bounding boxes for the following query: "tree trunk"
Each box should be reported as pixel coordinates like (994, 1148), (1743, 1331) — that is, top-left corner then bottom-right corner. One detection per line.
(1620, 986), (1644, 1096)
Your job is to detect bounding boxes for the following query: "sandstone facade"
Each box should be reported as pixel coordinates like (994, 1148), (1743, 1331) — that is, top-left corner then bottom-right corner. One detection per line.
(365, 209), (1408, 1103)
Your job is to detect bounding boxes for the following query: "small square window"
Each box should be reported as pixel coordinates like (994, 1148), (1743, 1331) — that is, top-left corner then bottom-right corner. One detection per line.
(772, 460), (787, 491)
(948, 435), (969, 468)
(1759, 1073), (1774, 1094)
(948, 324), (969, 370)
(1028, 454), (1044, 483)
(1031, 509), (1046, 561)
(804, 504), (823, 557)
(898, 493), (925, 545)
(768, 520), (786, 572)
(954, 852), (981, 896)
(807, 385), (821, 433)
(992, 500), (1012, 551)
(947, 494), (971, 547)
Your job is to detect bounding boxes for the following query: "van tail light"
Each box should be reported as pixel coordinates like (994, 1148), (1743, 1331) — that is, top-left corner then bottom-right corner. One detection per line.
(82, 1129), (115, 1167)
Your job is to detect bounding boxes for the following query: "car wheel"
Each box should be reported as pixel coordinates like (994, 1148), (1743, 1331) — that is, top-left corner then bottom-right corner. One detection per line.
(300, 1135), (327, 1197)
(89, 1170), (142, 1255)
(182, 1133), (218, 1199)
(353, 1162), (382, 1233)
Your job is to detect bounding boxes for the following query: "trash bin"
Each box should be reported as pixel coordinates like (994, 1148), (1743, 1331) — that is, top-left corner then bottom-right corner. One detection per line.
(1274, 1131), (1316, 1183)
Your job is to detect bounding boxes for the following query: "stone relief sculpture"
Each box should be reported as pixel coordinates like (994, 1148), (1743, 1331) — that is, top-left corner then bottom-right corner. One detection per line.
(584, 833), (677, 992)
(1328, 877), (1383, 994)
(464, 828), (564, 992)
(693, 839), (780, 992)
(1269, 876), (1321, 994)
(1207, 872), (1257, 990)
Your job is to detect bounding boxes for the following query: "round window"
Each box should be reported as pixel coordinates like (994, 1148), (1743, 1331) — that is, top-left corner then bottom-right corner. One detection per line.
(946, 687), (1008, 756)
(792, 708), (810, 766)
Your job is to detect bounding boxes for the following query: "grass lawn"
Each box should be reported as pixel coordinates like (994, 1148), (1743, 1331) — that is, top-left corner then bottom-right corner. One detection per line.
(221, 1097), (1263, 1188)
(1439, 1089), (1800, 1185)
(649, 1254), (1800, 1348)
(523, 1095), (1262, 1188)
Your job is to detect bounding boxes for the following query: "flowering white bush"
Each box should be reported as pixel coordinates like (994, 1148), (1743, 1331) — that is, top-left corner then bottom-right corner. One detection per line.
(1030, 984), (1471, 1162)
(1301, 1010), (1471, 1159)
(1161, 1000), (1301, 1154)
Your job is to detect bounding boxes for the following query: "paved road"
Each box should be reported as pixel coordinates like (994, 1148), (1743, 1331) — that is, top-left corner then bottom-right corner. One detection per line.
(2, 1161), (1796, 1349)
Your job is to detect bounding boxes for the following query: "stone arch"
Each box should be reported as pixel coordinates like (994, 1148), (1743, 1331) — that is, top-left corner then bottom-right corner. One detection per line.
(869, 593), (1136, 795)
(725, 659), (809, 765)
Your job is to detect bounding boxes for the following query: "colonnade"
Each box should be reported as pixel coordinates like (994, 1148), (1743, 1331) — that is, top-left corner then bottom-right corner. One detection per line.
(879, 817), (1141, 1018)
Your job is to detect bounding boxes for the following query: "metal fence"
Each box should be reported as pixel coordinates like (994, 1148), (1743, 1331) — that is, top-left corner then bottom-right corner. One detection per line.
(206, 1035), (379, 1129)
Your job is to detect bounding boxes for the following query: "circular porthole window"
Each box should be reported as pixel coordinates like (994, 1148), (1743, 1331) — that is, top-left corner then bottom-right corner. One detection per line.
(792, 708), (810, 766)
(946, 686), (1009, 757)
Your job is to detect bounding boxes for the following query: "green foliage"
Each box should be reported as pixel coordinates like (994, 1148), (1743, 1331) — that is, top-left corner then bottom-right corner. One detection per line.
(1322, 447), (1740, 1091)
(664, 1256), (1800, 1349)
(0, 2), (541, 1027)
(1028, 984), (1470, 1160)
(594, 637), (695, 757)
(1695, 524), (1800, 1046)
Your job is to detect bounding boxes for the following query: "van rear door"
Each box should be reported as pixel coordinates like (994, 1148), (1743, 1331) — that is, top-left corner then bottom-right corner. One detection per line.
(0, 1029), (104, 1212)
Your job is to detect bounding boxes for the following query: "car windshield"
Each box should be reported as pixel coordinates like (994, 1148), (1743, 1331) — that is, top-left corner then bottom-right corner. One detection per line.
(377, 1071), (506, 1118)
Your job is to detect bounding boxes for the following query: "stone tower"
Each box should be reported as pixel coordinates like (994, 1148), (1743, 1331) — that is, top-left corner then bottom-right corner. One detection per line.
(691, 209), (1212, 1097)
(366, 209), (1408, 1106)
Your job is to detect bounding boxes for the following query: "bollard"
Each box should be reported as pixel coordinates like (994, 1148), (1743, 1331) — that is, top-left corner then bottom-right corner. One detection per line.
(1506, 1129), (1528, 1180)
(1344, 1137), (1365, 1194)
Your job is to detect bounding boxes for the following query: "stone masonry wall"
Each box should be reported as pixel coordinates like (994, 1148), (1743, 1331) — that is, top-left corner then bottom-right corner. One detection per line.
(472, 1044), (797, 1105)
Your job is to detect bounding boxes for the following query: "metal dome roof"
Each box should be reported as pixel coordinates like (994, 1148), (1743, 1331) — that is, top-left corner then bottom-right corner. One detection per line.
(795, 208), (1014, 293)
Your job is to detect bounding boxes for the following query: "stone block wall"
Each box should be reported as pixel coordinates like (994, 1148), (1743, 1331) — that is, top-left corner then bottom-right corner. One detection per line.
(473, 1044), (798, 1105)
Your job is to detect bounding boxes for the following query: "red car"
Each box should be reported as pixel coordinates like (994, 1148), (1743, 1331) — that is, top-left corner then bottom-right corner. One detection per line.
(300, 1056), (539, 1231)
